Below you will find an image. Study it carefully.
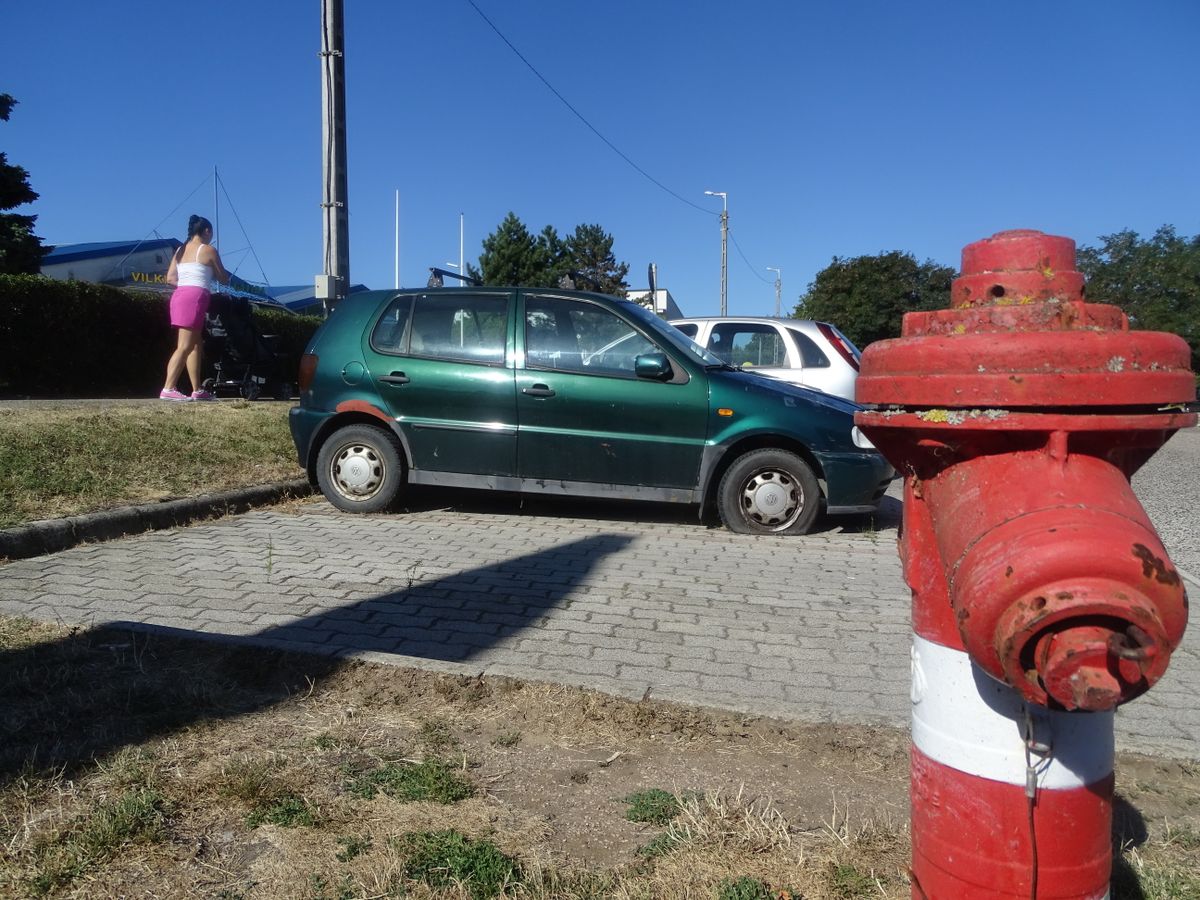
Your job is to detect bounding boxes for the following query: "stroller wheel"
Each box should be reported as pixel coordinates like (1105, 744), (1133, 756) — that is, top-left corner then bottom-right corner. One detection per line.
(274, 382), (295, 401)
(202, 377), (216, 391)
(240, 381), (263, 401)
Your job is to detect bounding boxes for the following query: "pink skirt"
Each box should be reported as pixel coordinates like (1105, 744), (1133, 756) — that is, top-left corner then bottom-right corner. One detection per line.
(169, 286), (211, 330)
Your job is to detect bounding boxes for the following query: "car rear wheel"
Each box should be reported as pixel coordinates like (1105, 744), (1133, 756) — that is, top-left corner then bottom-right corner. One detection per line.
(717, 449), (820, 535)
(316, 424), (405, 513)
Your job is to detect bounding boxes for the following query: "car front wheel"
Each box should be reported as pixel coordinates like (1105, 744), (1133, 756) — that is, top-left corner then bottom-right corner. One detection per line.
(717, 448), (821, 535)
(316, 424), (405, 513)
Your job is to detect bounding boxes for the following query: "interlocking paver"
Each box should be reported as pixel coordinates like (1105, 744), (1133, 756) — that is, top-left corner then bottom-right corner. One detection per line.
(2, 485), (1197, 760)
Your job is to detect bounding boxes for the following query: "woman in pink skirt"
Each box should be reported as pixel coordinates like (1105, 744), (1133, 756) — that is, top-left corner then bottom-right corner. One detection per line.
(161, 214), (231, 401)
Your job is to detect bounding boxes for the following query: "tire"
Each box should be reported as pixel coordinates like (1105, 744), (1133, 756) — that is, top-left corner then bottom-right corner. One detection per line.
(240, 381), (262, 401)
(315, 424), (405, 514)
(717, 448), (821, 535)
(274, 381), (295, 402)
(201, 377), (216, 391)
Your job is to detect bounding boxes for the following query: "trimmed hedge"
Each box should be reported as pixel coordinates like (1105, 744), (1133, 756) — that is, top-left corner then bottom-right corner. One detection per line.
(0, 275), (321, 398)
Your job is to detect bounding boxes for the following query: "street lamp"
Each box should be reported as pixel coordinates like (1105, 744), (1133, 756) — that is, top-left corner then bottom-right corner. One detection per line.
(704, 190), (728, 316)
(766, 266), (782, 317)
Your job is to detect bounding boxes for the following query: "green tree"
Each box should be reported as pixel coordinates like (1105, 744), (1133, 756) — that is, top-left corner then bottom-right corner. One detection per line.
(470, 212), (554, 287)
(470, 214), (629, 294)
(0, 94), (47, 275)
(1077, 226), (1200, 370)
(793, 251), (955, 349)
(560, 223), (629, 296)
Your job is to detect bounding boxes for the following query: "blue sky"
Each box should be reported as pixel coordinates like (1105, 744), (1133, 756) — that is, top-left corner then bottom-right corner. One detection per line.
(5, 1), (1199, 316)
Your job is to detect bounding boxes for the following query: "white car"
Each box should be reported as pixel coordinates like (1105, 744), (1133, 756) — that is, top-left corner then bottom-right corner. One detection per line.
(669, 317), (862, 402)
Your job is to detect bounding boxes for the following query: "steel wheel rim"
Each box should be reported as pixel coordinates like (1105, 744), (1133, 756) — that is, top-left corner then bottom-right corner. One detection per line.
(739, 468), (802, 530)
(330, 442), (385, 501)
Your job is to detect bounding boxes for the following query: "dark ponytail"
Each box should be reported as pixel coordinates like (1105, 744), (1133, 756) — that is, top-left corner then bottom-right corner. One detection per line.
(175, 214), (214, 261)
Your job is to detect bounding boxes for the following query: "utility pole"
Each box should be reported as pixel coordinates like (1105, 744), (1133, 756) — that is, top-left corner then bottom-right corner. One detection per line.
(318, 0), (349, 313)
(767, 266), (782, 317)
(705, 191), (728, 315)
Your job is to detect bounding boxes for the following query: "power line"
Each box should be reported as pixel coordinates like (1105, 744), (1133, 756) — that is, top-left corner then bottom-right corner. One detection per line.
(728, 227), (771, 283)
(465, 0), (715, 216)
(216, 170), (272, 289)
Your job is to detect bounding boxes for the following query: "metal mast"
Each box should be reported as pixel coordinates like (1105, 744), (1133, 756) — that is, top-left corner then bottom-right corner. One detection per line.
(319, 0), (350, 311)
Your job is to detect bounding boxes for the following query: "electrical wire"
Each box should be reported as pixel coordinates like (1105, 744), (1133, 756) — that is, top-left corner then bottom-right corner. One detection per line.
(729, 227), (772, 283)
(465, 0), (715, 216)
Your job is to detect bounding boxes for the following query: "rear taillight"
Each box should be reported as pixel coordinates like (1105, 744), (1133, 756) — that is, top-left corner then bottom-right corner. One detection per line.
(298, 353), (318, 393)
(816, 322), (860, 372)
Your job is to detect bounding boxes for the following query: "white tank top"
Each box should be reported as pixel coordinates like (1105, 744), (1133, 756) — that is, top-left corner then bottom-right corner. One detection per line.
(176, 244), (214, 289)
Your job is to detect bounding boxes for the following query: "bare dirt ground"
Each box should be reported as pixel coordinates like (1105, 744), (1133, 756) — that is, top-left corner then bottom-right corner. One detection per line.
(1, 617), (1197, 899)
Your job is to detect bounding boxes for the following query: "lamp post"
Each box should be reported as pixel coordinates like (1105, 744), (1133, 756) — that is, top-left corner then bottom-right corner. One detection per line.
(704, 190), (728, 315)
(767, 266), (782, 317)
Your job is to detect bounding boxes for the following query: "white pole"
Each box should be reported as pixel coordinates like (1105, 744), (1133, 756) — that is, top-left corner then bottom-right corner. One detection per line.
(459, 212), (464, 284)
(394, 190), (399, 289)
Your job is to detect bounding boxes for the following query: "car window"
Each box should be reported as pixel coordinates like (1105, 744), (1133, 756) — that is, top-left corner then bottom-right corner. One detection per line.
(708, 323), (791, 369)
(525, 296), (656, 377)
(369, 295), (414, 353)
(787, 328), (831, 367)
(673, 323), (699, 339)
(408, 292), (508, 364)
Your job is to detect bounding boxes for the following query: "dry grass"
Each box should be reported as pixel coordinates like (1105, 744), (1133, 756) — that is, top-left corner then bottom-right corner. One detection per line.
(0, 401), (300, 528)
(0, 615), (1196, 899)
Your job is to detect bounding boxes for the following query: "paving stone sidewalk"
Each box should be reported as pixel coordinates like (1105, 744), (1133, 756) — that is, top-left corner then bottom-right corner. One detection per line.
(1, 497), (1196, 760)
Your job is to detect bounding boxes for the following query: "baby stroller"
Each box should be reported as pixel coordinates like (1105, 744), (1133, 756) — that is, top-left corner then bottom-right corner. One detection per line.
(202, 294), (294, 400)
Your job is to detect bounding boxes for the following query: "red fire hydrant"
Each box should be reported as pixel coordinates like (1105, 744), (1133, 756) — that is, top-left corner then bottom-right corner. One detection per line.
(854, 230), (1195, 898)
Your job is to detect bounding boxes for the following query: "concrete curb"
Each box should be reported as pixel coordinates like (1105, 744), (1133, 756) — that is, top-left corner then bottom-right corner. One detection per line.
(0, 479), (314, 561)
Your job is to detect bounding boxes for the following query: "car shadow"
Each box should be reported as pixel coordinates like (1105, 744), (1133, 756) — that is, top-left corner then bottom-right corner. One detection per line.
(392, 484), (903, 536)
(0, 534), (629, 782)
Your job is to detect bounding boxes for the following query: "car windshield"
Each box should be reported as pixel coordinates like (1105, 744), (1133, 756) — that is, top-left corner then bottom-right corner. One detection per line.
(619, 301), (725, 366)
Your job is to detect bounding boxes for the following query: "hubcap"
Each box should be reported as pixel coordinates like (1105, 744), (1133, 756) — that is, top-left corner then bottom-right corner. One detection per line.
(332, 443), (384, 499)
(740, 470), (802, 529)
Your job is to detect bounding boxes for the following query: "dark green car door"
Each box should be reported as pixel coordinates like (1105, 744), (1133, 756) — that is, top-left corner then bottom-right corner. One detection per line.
(515, 292), (707, 490)
(362, 290), (517, 476)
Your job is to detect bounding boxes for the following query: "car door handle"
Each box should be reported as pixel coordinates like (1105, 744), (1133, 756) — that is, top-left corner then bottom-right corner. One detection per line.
(378, 371), (410, 385)
(522, 384), (555, 398)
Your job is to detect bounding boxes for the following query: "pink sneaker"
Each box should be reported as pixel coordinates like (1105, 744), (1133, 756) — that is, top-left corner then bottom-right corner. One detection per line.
(160, 388), (190, 401)
(190, 390), (218, 402)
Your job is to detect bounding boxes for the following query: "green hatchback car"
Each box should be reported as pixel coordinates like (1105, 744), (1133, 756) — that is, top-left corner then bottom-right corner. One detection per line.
(289, 287), (894, 535)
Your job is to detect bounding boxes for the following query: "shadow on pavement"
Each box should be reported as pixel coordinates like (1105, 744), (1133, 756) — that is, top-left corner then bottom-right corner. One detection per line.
(0, 534), (629, 781)
(391, 484), (903, 536)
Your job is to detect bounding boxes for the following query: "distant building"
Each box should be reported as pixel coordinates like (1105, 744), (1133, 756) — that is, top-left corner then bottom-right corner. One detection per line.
(40, 240), (365, 314)
(626, 288), (683, 319)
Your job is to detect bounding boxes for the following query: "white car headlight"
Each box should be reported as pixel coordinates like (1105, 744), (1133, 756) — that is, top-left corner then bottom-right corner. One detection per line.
(851, 426), (876, 450)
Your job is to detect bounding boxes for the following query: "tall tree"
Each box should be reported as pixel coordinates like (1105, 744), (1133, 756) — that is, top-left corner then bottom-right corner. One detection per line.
(561, 223), (629, 296)
(471, 214), (629, 293)
(1077, 226), (1200, 370)
(0, 94), (47, 275)
(793, 251), (955, 349)
(471, 212), (553, 287)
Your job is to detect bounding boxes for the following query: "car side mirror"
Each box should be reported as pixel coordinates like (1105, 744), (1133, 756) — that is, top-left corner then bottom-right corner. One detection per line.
(634, 352), (672, 381)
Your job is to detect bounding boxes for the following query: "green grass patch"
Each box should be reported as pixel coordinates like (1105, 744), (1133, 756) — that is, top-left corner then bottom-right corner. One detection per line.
(635, 832), (679, 859)
(334, 833), (372, 862)
(0, 403), (300, 528)
(828, 862), (876, 898)
(623, 788), (682, 825)
(398, 829), (520, 900)
(492, 729), (522, 748)
(716, 876), (780, 900)
(25, 788), (167, 895)
(347, 758), (475, 804)
(245, 795), (318, 829)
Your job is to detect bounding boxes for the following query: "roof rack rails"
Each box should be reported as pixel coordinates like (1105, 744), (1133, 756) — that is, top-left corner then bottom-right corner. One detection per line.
(427, 266), (482, 288)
